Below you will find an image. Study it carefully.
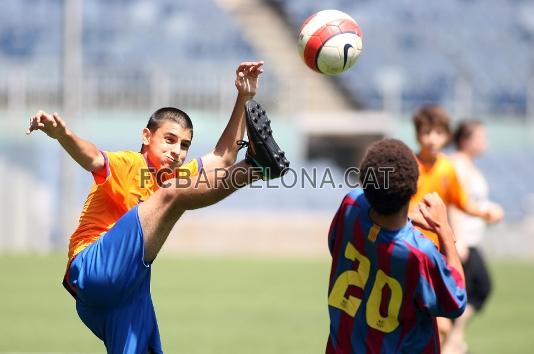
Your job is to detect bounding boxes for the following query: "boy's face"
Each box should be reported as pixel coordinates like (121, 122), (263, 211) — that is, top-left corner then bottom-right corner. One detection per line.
(142, 120), (192, 171)
(416, 125), (449, 156)
(465, 125), (487, 156)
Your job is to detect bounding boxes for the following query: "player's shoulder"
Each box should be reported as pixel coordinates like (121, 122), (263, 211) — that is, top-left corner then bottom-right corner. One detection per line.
(448, 152), (470, 171)
(338, 187), (370, 216)
(430, 154), (458, 180)
(436, 153), (456, 170)
(105, 150), (143, 164)
(106, 150), (140, 158)
(181, 158), (199, 171)
(402, 227), (441, 261)
(344, 187), (368, 206)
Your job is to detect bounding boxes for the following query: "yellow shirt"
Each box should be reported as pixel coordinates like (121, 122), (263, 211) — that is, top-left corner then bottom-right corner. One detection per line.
(410, 153), (468, 247)
(67, 150), (199, 261)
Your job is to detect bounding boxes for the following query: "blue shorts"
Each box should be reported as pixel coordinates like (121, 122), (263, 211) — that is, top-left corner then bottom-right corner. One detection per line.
(65, 206), (163, 354)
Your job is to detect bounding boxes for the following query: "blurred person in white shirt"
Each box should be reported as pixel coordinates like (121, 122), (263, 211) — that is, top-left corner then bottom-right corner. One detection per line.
(445, 120), (504, 354)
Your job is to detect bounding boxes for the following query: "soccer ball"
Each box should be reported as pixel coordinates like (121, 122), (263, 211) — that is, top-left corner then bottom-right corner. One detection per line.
(297, 10), (363, 75)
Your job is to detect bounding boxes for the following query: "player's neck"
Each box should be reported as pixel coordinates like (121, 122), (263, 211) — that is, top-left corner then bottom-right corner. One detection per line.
(460, 149), (477, 160)
(417, 150), (439, 166)
(140, 150), (158, 174)
(369, 207), (408, 231)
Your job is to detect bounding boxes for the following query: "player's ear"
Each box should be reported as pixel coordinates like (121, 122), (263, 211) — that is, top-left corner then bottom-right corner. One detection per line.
(142, 128), (152, 146)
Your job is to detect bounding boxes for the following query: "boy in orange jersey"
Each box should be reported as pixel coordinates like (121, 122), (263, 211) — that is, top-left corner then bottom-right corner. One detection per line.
(407, 105), (503, 350)
(26, 61), (289, 353)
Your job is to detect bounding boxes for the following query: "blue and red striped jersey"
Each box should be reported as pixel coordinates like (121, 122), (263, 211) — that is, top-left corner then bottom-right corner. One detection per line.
(326, 188), (466, 354)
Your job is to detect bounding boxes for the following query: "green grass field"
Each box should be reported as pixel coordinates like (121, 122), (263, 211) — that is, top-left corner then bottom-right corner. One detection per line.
(0, 254), (533, 353)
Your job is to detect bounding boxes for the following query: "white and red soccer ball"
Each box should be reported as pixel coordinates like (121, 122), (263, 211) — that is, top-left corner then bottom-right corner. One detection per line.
(297, 10), (363, 75)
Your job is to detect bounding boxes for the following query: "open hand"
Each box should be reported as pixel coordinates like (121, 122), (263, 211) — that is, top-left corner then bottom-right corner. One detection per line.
(26, 111), (67, 139)
(235, 61), (264, 98)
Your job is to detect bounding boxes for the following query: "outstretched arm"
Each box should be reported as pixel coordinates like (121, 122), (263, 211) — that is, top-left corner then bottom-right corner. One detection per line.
(201, 61), (264, 171)
(26, 110), (105, 172)
(448, 162), (504, 223)
(461, 201), (504, 224)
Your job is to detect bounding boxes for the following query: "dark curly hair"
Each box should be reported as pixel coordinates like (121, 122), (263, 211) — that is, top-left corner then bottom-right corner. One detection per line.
(360, 138), (419, 215)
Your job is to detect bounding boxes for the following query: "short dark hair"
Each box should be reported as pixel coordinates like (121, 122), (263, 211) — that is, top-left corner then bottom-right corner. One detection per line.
(412, 104), (451, 135)
(360, 138), (419, 215)
(146, 107), (193, 137)
(453, 119), (483, 150)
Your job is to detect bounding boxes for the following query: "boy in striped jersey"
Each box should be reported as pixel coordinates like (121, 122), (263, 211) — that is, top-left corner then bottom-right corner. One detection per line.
(326, 139), (466, 354)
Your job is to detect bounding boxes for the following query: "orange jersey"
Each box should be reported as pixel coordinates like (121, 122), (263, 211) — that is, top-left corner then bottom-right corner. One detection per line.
(410, 154), (468, 247)
(67, 150), (199, 261)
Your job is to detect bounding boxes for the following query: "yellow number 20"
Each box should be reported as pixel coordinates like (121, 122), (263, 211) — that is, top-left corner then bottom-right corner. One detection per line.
(328, 242), (370, 317)
(328, 242), (403, 333)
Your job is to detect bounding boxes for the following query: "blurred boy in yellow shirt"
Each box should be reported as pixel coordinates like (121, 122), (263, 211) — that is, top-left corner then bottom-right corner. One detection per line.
(407, 105), (503, 350)
(408, 105), (502, 247)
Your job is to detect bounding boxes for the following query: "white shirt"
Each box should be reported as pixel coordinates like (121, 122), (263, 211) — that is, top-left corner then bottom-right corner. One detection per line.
(448, 154), (489, 247)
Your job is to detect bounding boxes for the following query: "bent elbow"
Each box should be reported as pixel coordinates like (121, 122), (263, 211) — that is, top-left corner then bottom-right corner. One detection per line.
(87, 153), (106, 172)
(450, 304), (467, 319)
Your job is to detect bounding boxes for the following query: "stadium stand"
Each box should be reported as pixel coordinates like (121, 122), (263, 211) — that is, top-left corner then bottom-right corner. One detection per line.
(270, 0), (534, 114)
(3, 0), (533, 114)
(0, 0), (533, 251)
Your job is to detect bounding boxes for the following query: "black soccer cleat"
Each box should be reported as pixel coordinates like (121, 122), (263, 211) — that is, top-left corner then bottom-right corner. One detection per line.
(240, 99), (290, 180)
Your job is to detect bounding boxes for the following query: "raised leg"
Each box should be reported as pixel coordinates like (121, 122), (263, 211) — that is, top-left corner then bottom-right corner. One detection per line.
(139, 160), (258, 263)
